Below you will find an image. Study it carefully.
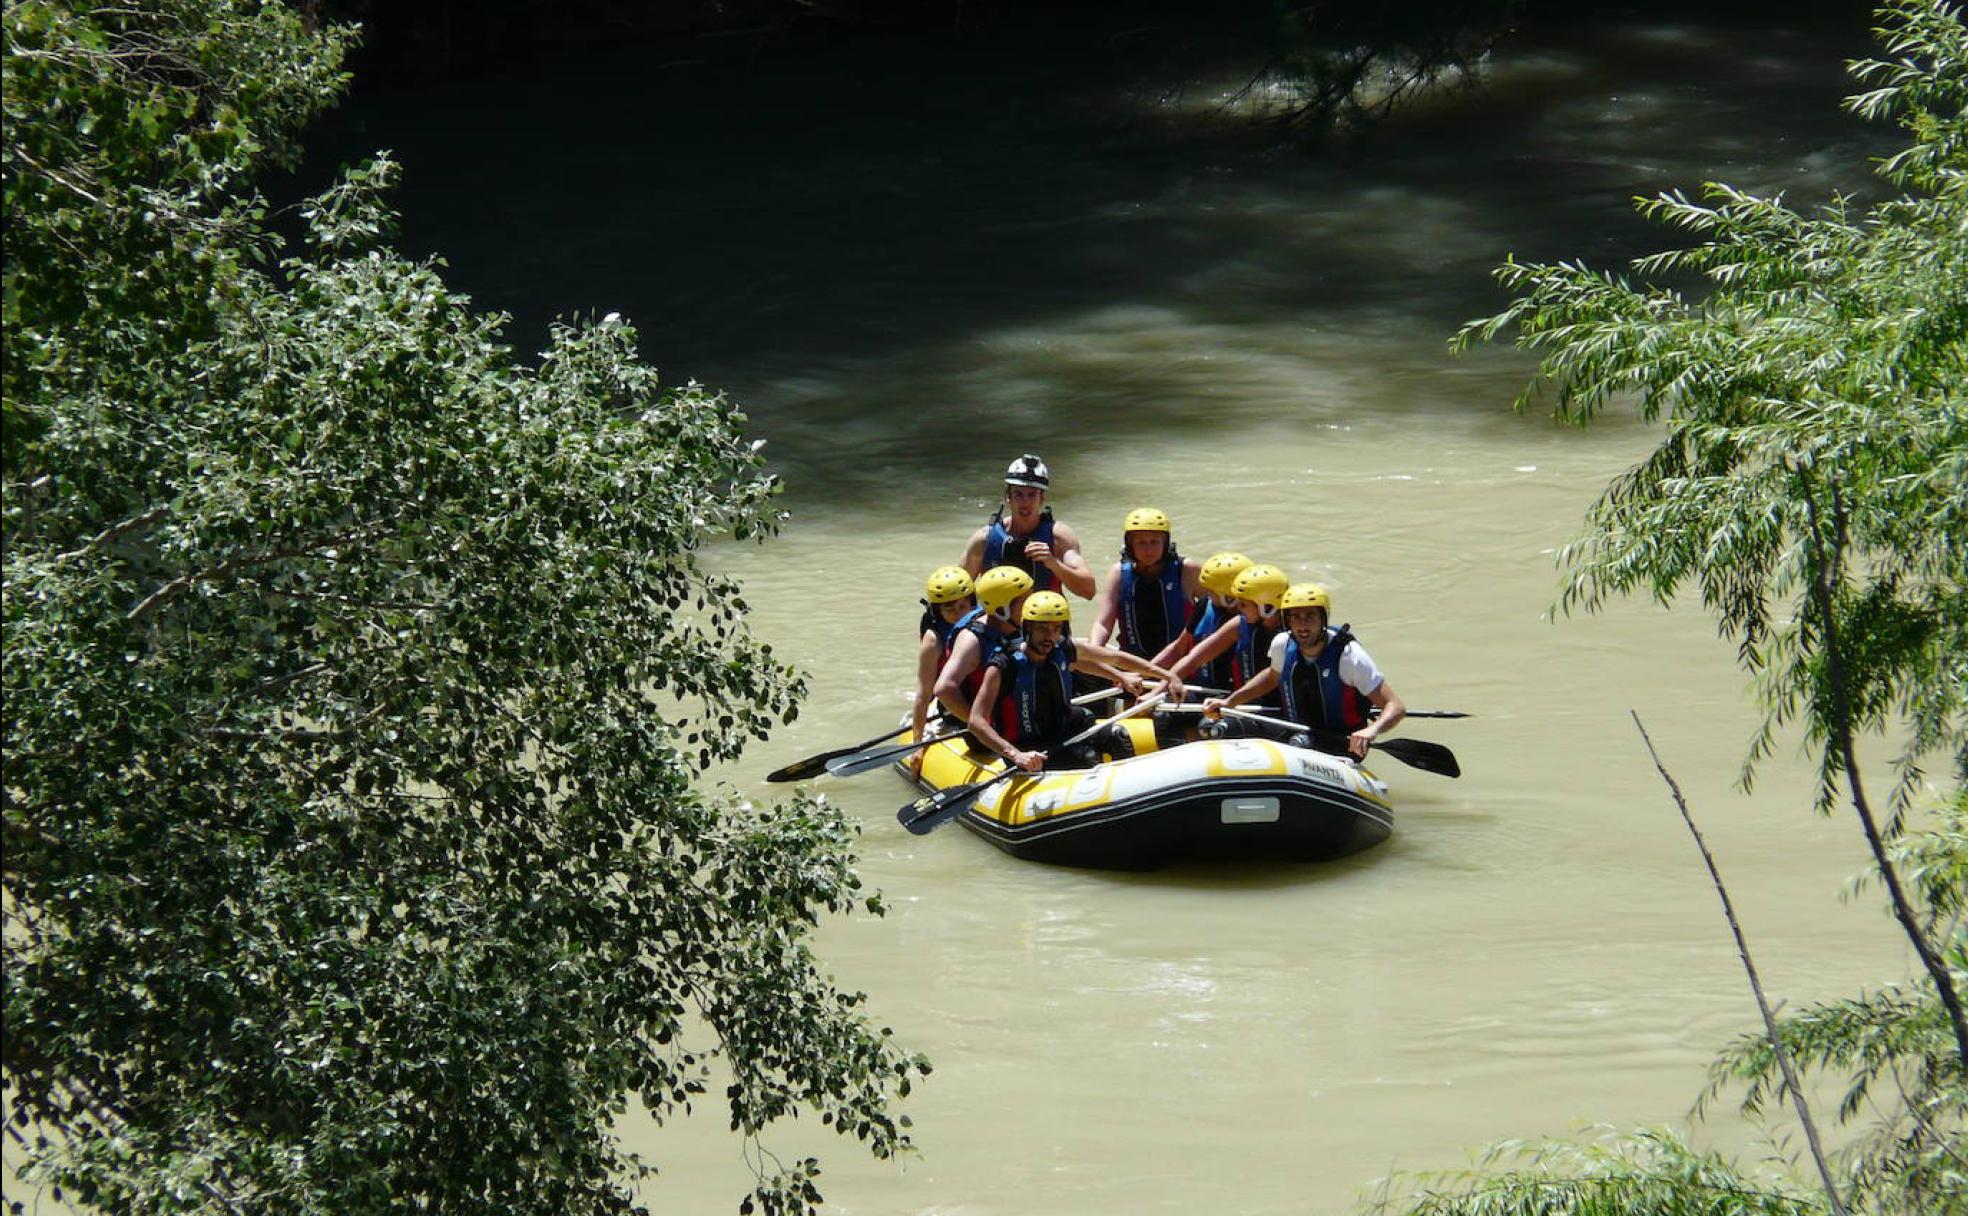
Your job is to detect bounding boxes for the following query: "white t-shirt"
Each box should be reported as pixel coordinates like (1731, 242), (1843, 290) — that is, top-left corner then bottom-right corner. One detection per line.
(1268, 631), (1383, 696)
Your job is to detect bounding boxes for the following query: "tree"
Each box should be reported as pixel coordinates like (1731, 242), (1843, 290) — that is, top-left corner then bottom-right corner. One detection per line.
(1367, 1), (1966, 1212)
(2, 3), (924, 1213)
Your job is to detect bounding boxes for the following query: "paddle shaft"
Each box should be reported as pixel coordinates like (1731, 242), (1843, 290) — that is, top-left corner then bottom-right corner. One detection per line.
(1163, 703), (1461, 777)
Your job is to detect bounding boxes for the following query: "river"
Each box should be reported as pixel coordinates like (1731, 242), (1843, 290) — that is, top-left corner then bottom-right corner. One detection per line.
(319, 10), (1913, 1212)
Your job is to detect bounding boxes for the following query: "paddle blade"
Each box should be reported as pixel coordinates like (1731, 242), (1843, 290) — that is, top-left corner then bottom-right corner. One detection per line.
(896, 769), (1017, 835)
(1374, 737), (1461, 778)
(896, 783), (984, 835)
(765, 723), (912, 782)
(766, 750), (847, 783)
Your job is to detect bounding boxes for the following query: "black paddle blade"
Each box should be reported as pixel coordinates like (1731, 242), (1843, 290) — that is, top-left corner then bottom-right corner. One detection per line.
(1374, 737), (1461, 778)
(1403, 709), (1472, 719)
(896, 786), (979, 835)
(765, 723), (911, 782)
(896, 770), (1017, 835)
(766, 751), (848, 783)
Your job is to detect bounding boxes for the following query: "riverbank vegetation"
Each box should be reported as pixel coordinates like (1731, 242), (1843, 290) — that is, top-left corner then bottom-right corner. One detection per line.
(1383, 2), (1966, 1212)
(1, 3), (922, 1212)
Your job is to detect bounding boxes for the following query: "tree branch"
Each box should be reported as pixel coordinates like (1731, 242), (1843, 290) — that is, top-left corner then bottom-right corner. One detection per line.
(1797, 469), (1968, 1068)
(1630, 710), (1849, 1216)
(55, 505), (170, 562)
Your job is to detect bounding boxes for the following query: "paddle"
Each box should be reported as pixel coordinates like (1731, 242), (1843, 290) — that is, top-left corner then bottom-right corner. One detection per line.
(786, 687), (1127, 783)
(825, 731), (967, 777)
(766, 722), (914, 782)
(1162, 704), (1462, 778)
(1401, 709), (1472, 719)
(896, 692), (1168, 835)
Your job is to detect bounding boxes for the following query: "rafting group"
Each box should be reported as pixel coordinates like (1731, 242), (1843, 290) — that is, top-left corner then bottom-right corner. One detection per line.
(911, 453), (1410, 780)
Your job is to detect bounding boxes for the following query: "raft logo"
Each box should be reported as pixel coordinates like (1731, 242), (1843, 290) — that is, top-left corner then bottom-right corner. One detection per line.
(1296, 757), (1344, 787)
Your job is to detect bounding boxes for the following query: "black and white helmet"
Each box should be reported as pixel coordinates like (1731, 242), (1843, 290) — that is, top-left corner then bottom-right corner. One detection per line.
(1004, 453), (1050, 489)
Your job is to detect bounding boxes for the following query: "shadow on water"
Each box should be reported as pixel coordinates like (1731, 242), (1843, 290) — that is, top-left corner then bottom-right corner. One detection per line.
(293, 11), (1887, 513)
(1088, 846), (1393, 890)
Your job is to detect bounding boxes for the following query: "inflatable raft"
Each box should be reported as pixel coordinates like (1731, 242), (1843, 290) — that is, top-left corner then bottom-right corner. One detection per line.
(898, 717), (1393, 870)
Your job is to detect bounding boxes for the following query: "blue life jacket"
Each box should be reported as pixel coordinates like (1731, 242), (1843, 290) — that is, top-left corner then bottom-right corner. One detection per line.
(983, 507), (1058, 592)
(992, 638), (1076, 747)
(1278, 626), (1368, 732)
(955, 610), (1010, 701)
(1234, 617), (1281, 706)
(1117, 551), (1187, 659)
(1184, 598), (1234, 690)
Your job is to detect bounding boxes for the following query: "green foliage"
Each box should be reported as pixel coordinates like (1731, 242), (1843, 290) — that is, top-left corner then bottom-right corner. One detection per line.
(1452, 1), (1967, 810)
(2, 3), (922, 1213)
(1392, 4), (1968, 1215)
(1364, 1128), (1829, 1216)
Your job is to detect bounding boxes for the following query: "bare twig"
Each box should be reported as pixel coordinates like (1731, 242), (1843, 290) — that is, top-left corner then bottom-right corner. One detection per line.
(1631, 710), (1848, 1216)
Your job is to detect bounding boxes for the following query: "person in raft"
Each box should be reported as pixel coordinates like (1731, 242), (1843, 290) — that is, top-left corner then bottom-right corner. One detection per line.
(959, 453), (1096, 600)
(1179, 561), (1290, 717)
(969, 592), (1185, 773)
(1087, 507), (1208, 670)
(931, 565), (1037, 742)
(1168, 550), (1250, 696)
(1201, 583), (1407, 760)
(908, 565), (978, 779)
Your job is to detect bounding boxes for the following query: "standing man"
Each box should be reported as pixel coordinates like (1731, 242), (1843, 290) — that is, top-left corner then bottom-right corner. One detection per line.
(960, 454), (1096, 600)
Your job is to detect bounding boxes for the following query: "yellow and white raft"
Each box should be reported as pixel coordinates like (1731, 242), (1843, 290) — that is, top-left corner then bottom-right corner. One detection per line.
(898, 717), (1393, 870)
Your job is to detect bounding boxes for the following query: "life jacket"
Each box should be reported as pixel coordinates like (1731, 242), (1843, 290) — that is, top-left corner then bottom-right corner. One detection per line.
(918, 602), (963, 653)
(1278, 625), (1369, 733)
(955, 611), (1011, 702)
(982, 507), (1058, 592)
(1233, 616), (1281, 705)
(992, 638), (1076, 747)
(945, 606), (985, 658)
(1116, 549), (1187, 659)
(1184, 598), (1235, 691)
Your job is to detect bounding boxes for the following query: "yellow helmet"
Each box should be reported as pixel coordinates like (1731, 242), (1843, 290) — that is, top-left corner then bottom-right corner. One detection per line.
(1122, 507), (1171, 534)
(1199, 552), (1254, 597)
(1020, 591), (1072, 625)
(1280, 583), (1331, 614)
(1231, 564), (1290, 614)
(975, 566), (1036, 618)
(923, 566), (975, 605)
